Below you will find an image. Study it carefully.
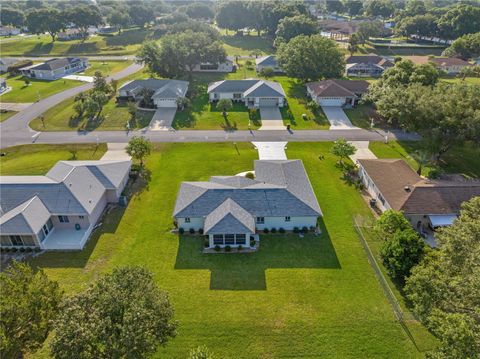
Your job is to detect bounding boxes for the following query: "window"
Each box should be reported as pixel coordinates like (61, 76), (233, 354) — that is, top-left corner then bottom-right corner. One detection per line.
(42, 224), (50, 237)
(233, 93), (242, 99)
(224, 234), (235, 245)
(285, 216), (291, 222)
(185, 217), (191, 223)
(235, 234), (246, 245)
(10, 235), (23, 246)
(256, 217), (264, 224)
(200, 64), (219, 70)
(213, 234), (223, 245)
(79, 215), (85, 219)
(58, 215), (69, 223)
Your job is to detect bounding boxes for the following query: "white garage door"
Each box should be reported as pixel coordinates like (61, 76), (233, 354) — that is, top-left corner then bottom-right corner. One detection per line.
(319, 97), (344, 106)
(259, 98), (279, 106)
(155, 98), (177, 108)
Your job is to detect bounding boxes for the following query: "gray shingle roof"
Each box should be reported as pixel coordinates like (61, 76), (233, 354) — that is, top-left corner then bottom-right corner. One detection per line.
(0, 196), (51, 234)
(204, 198), (255, 234)
(27, 57), (86, 71)
(207, 79), (285, 98)
(256, 55), (278, 66)
(119, 79), (189, 99)
(173, 160), (321, 219)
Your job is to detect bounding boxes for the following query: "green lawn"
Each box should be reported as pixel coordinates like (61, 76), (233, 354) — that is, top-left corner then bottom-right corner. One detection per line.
(0, 29), (149, 56)
(440, 76), (480, 85)
(82, 60), (132, 76)
(0, 110), (17, 122)
(5, 142), (436, 358)
(221, 34), (274, 56)
(30, 96), (154, 131)
(369, 141), (480, 178)
(0, 75), (81, 102)
(0, 143), (106, 175)
(344, 104), (376, 129)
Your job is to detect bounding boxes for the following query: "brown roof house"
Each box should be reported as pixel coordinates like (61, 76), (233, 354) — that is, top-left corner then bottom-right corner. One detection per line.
(358, 159), (480, 246)
(306, 79), (369, 107)
(345, 54), (394, 77)
(403, 56), (472, 74)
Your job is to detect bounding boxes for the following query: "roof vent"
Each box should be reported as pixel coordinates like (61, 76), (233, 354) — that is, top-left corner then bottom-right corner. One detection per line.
(404, 186), (411, 192)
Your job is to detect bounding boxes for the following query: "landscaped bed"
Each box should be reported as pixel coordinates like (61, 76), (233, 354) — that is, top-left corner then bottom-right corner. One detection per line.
(8, 142), (437, 358)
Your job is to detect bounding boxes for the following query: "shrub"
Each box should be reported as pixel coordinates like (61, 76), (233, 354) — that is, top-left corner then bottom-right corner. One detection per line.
(11, 248), (17, 252)
(189, 228), (195, 234)
(293, 227), (300, 233)
(245, 172), (255, 179)
(427, 167), (444, 179)
(225, 245), (231, 252)
(271, 228), (277, 233)
(214, 245), (221, 252)
(3, 248), (10, 253)
(237, 245), (243, 251)
(25, 247), (32, 252)
(259, 67), (274, 78)
(263, 228), (270, 234)
(245, 60), (252, 66)
(279, 227), (285, 233)
(198, 228), (204, 235)
(204, 240), (209, 248)
(179, 227), (185, 234)
(250, 240), (256, 247)
(19, 247), (25, 252)
(34, 247), (42, 252)
(302, 226), (309, 233)
(309, 226), (316, 232)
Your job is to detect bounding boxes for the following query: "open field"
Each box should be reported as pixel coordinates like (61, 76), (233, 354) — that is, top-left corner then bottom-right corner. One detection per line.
(0, 110), (17, 122)
(221, 34), (274, 56)
(0, 143), (106, 175)
(370, 141), (480, 178)
(0, 29), (150, 56)
(0, 75), (80, 102)
(1, 142), (435, 358)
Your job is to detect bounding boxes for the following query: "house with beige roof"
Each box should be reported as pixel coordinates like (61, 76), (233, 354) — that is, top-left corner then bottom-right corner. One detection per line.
(173, 160), (321, 248)
(403, 56), (472, 74)
(0, 160), (131, 250)
(357, 159), (480, 245)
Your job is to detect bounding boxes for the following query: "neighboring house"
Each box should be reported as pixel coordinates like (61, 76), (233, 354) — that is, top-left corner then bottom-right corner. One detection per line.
(207, 79), (286, 107)
(0, 26), (21, 37)
(0, 58), (21, 73)
(475, 57), (480, 66)
(192, 56), (236, 73)
(0, 160), (131, 250)
(58, 29), (84, 41)
(173, 160), (322, 248)
(357, 159), (480, 245)
(21, 58), (89, 80)
(345, 55), (394, 77)
(255, 55), (283, 73)
(306, 79), (369, 107)
(0, 78), (7, 94)
(429, 57), (473, 74)
(117, 79), (189, 108)
(97, 26), (117, 34)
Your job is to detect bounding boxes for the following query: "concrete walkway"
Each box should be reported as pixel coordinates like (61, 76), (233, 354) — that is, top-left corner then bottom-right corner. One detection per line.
(101, 143), (131, 160)
(259, 107), (286, 130)
(322, 106), (358, 130)
(252, 141), (288, 160)
(0, 102), (33, 111)
(149, 108), (176, 131)
(63, 74), (94, 83)
(348, 141), (377, 164)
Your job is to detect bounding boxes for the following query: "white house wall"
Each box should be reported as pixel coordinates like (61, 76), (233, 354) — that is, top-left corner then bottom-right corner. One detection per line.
(358, 165), (391, 212)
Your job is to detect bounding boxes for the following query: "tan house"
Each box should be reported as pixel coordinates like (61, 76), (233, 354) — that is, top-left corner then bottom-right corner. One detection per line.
(403, 56), (472, 74)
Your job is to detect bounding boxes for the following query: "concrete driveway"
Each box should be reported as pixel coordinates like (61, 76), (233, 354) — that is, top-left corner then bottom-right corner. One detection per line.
(101, 143), (131, 160)
(252, 141), (288, 159)
(348, 141), (377, 164)
(321, 106), (358, 130)
(63, 74), (94, 83)
(149, 108), (177, 131)
(259, 107), (286, 130)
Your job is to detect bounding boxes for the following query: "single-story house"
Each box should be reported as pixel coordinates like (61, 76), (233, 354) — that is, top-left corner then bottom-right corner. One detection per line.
(0, 58), (21, 73)
(173, 159), (322, 248)
(429, 57), (473, 74)
(58, 29), (84, 41)
(0, 26), (21, 37)
(117, 79), (189, 108)
(255, 55), (283, 73)
(306, 79), (369, 107)
(207, 79), (286, 108)
(191, 56), (236, 73)
(0, 78), (7, 93)
(357, 159), (480, 244)
(0, 160), (131, 250)
(21, 58), (89, 80)
(345, 54), (394, 77)
(97, 26), (117, 34)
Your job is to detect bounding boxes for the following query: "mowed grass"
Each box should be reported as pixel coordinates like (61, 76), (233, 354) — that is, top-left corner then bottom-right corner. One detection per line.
(0, 143), (106, 175)
(369, 141), (480, 178)
(29, 96), (153, 131)
(221, 34), (274, 56)
(0, 110), (17, 122)
(82, 60), (132, 76)
(0, 75), (81, 103)
(0, 29), (149, 56)
(19, 142), (432, 358)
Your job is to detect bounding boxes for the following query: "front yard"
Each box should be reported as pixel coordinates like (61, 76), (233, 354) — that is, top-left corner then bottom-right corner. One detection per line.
(3, 142), (437, 358)
(0, 110), (17, 122)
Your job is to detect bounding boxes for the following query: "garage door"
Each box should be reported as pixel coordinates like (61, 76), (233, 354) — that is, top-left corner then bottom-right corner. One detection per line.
(319, 98), (344, 106)
(155, 98), (177, 108)
(259, 98), (279, 106)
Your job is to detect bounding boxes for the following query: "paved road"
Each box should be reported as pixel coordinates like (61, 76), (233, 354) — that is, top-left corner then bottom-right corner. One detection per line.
(0, 63), (144, 148)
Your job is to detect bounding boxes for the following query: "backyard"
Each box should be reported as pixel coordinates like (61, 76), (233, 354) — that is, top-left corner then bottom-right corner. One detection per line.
(220, 33), (274, 56)
(0, 28), (150, 56)
(0, 142), (437, 358)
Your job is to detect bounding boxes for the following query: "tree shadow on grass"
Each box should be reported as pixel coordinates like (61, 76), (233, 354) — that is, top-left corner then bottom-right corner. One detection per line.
(66, 42), (100, 55)
(174, 218), (340, 290)
(25, 42), (54, 56)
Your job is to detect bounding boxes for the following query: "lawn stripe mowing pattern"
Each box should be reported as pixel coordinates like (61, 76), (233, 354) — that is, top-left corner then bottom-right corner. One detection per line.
(26, 142), (423, 358)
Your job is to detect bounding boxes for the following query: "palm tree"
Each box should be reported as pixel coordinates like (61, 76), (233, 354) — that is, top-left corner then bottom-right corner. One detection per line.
(411, 149), (431, 176)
